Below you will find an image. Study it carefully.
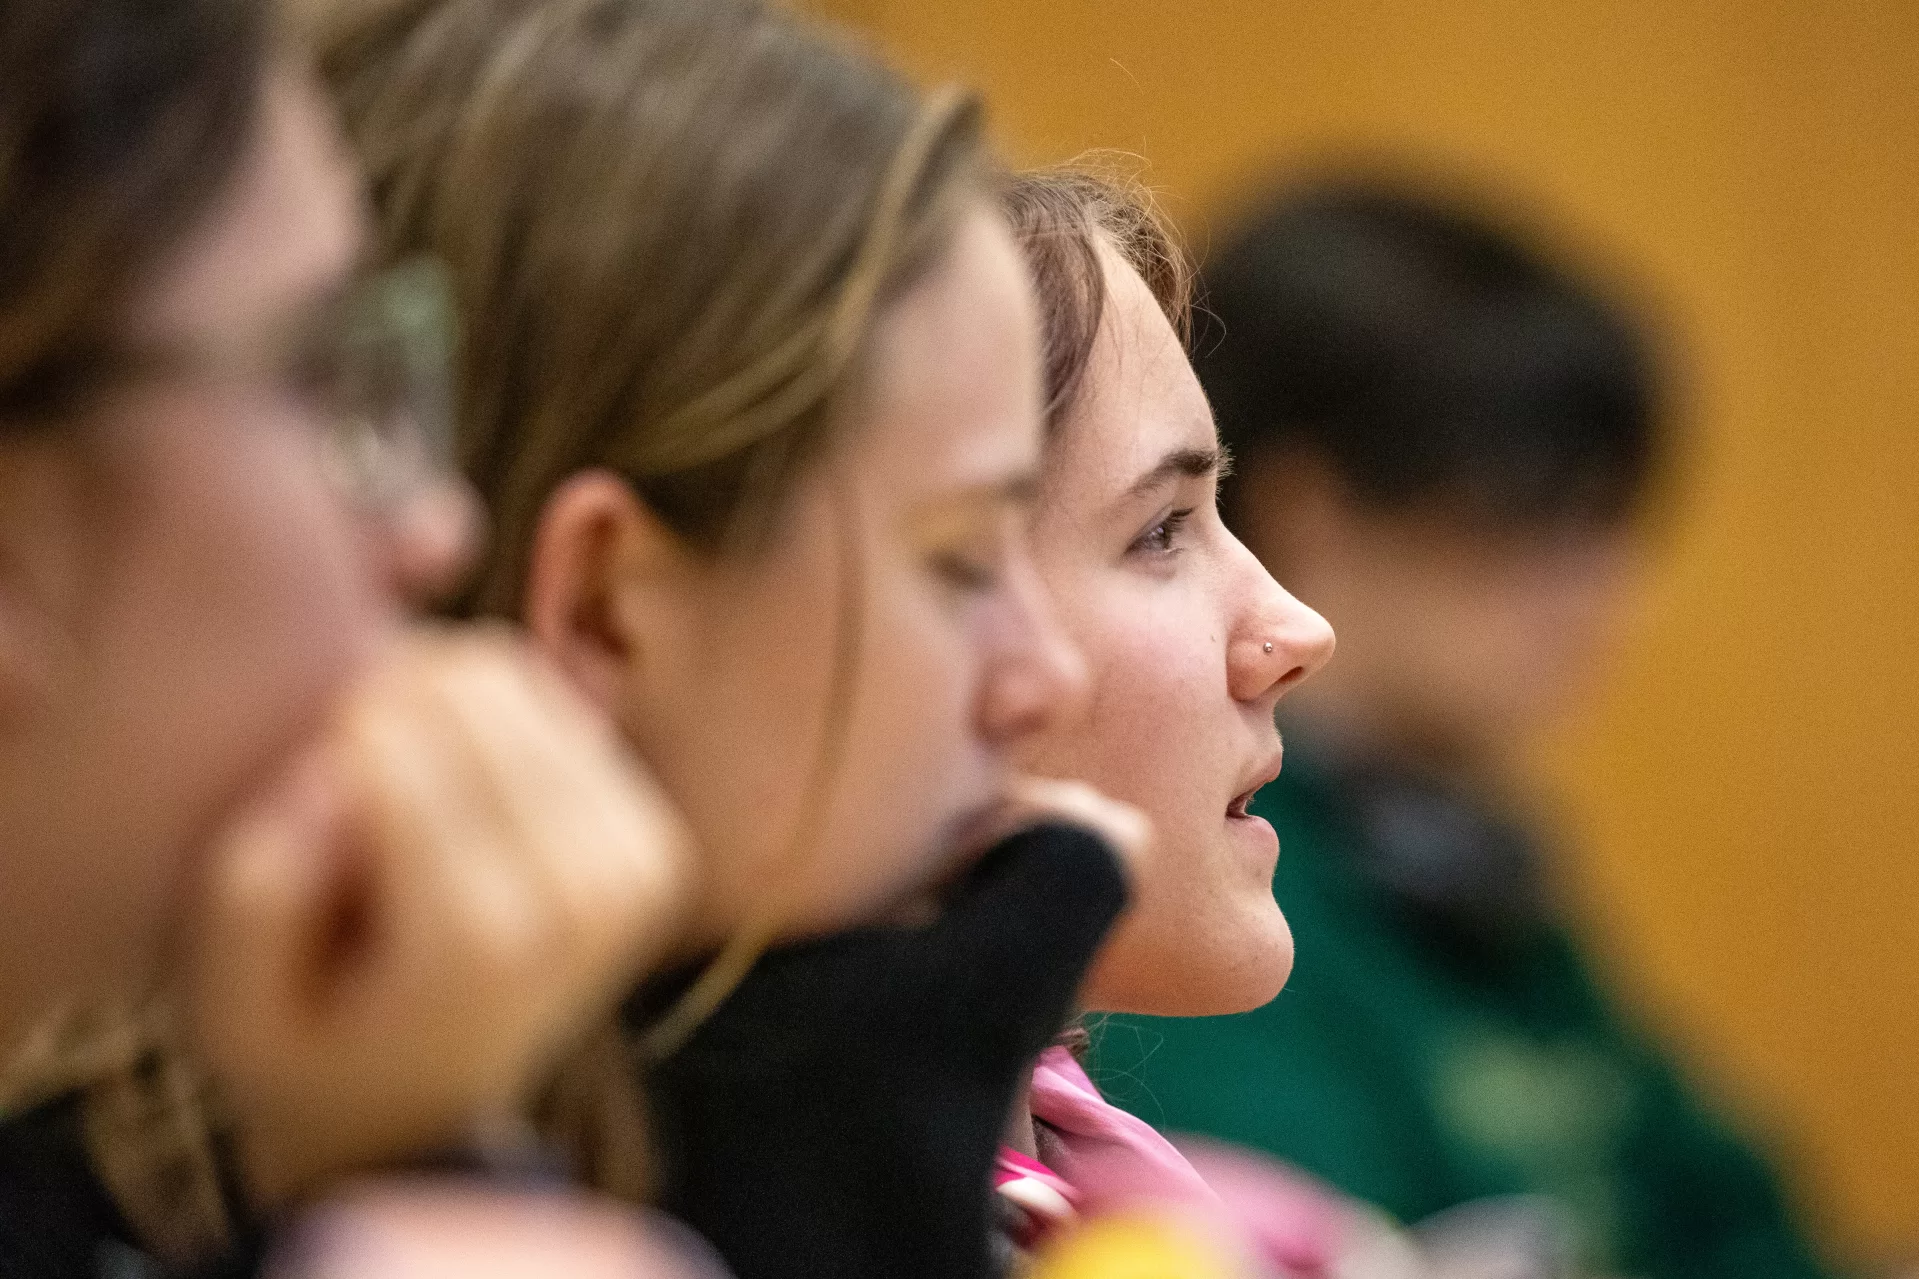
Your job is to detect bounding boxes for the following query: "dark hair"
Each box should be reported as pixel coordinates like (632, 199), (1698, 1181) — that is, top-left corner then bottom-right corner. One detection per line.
(1198, 179), (1663, 535)
(1002, 163), (1193, 434)
(0, 0), (268, 426)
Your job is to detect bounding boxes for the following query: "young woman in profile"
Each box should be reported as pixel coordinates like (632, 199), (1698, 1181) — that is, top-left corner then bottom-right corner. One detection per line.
(996, 172), (1434, 1279)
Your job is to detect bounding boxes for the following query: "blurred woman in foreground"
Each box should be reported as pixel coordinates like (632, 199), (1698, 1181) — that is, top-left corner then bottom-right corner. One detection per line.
(0, 0), (702, 1272)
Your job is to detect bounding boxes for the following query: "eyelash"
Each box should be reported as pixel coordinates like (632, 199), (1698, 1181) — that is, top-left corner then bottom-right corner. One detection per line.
(1131, 508), (1195, 558)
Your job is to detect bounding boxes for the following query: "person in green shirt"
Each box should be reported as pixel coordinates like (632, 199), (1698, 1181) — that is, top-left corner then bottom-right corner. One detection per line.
(1097, 177), (1838, 1279)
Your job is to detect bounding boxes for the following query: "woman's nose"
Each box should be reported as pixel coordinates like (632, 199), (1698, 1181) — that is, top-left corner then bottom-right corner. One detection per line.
(978, 550), (1089, 745)
(1229, 574), (1335, 706)
(373, 477), (482, 607)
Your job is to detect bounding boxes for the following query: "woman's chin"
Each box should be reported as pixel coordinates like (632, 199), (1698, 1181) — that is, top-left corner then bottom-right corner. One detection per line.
(1080, 904), (1293, 1017)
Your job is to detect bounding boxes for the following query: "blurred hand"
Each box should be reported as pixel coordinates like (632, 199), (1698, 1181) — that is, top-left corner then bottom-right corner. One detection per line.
(183, 628), (692, 1207)
(267, 1183), (727, 1279)
(884, 776), (1148, 929)
(648, 819), (1134, 1279)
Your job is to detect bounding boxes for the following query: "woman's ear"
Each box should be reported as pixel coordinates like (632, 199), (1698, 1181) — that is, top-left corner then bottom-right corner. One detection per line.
(520, 470), (690, 717)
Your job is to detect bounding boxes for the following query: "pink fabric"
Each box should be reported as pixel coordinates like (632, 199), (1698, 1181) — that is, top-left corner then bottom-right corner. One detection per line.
(1027, 1047), (1354, 1278)
(1027, 1046), (1222, 1219)
(1174, 1137), (1356, 1277)
(994, 1149), (1080, 1203)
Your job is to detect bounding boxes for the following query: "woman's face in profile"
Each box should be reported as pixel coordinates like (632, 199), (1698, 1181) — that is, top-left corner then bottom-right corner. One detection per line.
(602, 206), (1086, 950)
(1016, 242), (1336, 1017)
(0, 70), (463, 1047)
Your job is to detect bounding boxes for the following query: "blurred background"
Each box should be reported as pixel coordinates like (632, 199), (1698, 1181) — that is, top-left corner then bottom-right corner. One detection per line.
(800, 0), (1916, 1268)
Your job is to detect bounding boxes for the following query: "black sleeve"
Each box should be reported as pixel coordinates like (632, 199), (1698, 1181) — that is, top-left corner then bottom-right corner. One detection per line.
(642, 822), (1130, 1279)
(0, 1091), (147, 1279)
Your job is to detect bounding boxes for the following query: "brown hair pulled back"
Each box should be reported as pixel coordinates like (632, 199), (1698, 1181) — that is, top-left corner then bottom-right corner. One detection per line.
(317, 0), (988, 618)
(1001, 162), (1194, 436)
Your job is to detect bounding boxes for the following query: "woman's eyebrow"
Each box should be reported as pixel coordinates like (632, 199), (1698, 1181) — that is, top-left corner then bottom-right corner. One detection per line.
(905, 470), (1042, 535)
(944, 470), (1041, 510)
(1123, 445), (1222, 501)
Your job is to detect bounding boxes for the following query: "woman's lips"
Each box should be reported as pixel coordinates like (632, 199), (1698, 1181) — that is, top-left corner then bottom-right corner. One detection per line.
(1226, 748), (1285, 821)
(1224, 807), (1279, 864)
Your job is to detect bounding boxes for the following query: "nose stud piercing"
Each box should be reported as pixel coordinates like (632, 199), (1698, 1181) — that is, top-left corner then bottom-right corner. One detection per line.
(1263, 642), (1275, 653)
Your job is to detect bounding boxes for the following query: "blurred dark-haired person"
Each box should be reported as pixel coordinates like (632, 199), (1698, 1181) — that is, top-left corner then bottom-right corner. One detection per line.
(1100, 180), (1840, 1279)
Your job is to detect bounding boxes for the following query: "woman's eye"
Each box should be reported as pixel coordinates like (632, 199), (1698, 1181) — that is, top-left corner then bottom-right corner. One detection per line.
(931, 550), (999, 592)
(1130, 508), (1194, 557)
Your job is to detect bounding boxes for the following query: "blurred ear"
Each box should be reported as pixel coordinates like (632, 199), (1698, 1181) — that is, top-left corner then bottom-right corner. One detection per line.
(520, 470), (694, 717)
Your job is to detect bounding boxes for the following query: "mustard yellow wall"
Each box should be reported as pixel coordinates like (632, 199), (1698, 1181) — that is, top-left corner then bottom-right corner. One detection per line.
(808, 0), (1919, 1262)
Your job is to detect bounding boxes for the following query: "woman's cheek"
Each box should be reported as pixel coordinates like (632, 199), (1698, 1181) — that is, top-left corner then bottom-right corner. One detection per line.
(826, 598), (975, 918)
